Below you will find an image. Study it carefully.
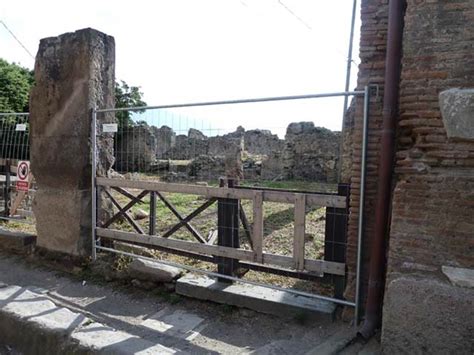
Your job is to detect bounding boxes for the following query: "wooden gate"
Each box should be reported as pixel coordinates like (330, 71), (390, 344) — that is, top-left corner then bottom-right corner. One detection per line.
(94, 177), (347, 279)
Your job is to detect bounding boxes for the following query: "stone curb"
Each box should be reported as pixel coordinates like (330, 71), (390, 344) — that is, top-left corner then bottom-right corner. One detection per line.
(176, 274), (336, 320)
(0, 284), (177, 354)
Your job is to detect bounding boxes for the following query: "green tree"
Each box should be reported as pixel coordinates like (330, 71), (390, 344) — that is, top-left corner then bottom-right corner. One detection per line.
(0, 58), (146, 123)
(0, 59), (34, 112)
(114, 80), (147, 128)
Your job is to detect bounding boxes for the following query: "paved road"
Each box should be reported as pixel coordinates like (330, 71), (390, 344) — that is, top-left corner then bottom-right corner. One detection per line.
(0, 252), (379, 354)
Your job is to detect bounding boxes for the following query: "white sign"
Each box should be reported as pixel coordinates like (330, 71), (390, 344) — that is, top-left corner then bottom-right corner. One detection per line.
(16, 160), (30, 192)
(102, 123), (118, 133)
(15, 124), (27, 131)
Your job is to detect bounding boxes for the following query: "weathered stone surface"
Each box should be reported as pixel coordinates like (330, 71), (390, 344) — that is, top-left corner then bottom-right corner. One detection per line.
(33, 189), (92, 255)
(122, 123), (339, 182)
(442, 266), (474, 289)
(0, 285), (176, 354)
(381, 276), (474, 354)
(283, 122), (340, 182)
(133, 208), (149, 220)
(176, 274), (336, 320)
(261, 152), (284, 180)
(188, 155), (225, 181)
(0, 229), (36, 253)
(439, 88), (474, 141)
(128, 258), (183, 283)
(153, 125), (176, 158)
(30, 28), (115, 256)
(116, 123), (157, 172)
(188, 128), (206, 140)
(140, 308), (204, 340)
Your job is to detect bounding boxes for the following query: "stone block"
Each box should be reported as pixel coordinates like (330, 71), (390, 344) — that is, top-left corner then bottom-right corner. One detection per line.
(442, 266), (474, 289)
(0, 229), (36, 253)
(33, 189), (92, 256)
(176, 274), (336, 320)
(439, 88), (474, 141)
(128, 258), (183, 283)
(382, 276), (474, 354)
(30, 28), (115, 256)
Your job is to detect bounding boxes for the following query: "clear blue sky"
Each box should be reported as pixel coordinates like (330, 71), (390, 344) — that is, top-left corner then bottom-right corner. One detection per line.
(1, 0), (361, 137)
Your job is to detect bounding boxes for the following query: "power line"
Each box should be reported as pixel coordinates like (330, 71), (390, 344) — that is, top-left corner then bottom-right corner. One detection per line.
(0, 20), (35, 60)
(277, 0), (312, 31)
(275, 1), (359, 67)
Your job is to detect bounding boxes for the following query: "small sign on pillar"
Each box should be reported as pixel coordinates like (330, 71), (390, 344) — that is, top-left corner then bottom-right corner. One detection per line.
(16, 160), (30, 192)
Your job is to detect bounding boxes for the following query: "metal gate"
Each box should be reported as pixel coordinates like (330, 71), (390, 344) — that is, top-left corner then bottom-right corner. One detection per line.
(0, 113), (35, 227)
(91, 88), (370, 325)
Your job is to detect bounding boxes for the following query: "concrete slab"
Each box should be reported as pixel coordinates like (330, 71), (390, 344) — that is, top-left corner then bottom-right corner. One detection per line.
(176, 274), (336, 320)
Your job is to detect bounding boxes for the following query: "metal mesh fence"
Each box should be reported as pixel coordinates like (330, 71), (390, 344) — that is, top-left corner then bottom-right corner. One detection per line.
(94, 94), (356, 297)
(97, 100), (345, 193)
(0, 113), (30, 161)
(0, 113), (35, 229)
(92, 88), (371, 326)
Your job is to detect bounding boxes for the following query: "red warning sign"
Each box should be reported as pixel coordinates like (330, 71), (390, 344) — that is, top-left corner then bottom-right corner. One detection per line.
(16, 161), (30, 192)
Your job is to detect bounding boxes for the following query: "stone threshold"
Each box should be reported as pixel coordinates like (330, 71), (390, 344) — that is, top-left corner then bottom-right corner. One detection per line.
(176, 274), (337, 320)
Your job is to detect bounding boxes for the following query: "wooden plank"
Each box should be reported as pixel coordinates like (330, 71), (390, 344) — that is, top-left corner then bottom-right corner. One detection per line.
(96, 177), (346, 208)
(96, 227), (345, 276)
(252, 191), (264, 263)
(102, 190), (149, 228)
(206, 230), (218, 245)
(105, 190), (145, 234)
(216, 177), (240, 280)
(293, 194), (306, 271)
(157, 192), (212, 243)
(111, 186), (147, 204)
(324, 183), (350, 298)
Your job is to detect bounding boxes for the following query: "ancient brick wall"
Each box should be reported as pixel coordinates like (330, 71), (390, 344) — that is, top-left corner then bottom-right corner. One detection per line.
(387, 0), (474, 278)
(343, 0), (389, 306)
(343, 0), (474, 325)
(381, 2), (474, 350)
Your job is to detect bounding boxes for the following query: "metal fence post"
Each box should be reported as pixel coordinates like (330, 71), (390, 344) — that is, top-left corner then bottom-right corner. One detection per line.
(355, 85), (371, 326)
(3, 159), (10, 217)
(91, 108), (97, 261)
(217, 177), (240, 282)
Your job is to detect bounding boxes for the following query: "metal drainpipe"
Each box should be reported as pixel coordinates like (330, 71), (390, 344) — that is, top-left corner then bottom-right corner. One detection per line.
(358, 0), (406, 339)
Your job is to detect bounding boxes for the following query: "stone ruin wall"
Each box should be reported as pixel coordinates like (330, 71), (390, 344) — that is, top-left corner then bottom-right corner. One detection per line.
(115, 122), (341, 183)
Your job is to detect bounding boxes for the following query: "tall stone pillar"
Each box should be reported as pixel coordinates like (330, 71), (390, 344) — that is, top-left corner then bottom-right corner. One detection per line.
(30, 28), (115, 256)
